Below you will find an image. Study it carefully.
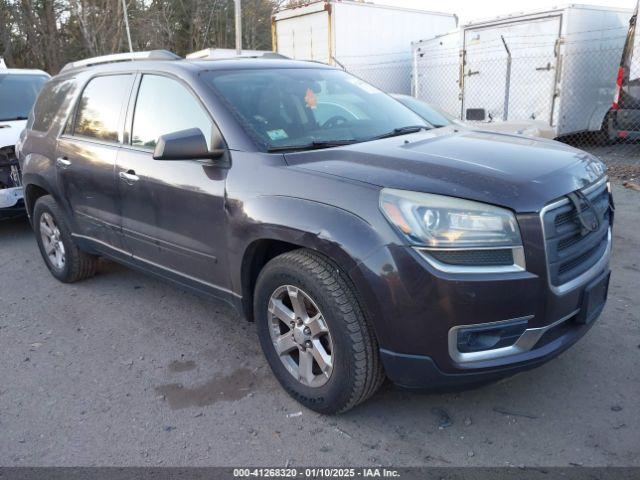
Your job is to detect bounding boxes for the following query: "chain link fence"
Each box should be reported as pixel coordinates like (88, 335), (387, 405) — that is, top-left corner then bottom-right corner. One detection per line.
(342, 22), (640, 188)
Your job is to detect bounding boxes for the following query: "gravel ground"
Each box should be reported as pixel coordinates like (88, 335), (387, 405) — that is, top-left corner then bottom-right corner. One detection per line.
(583, 144), (640, 183)
(0, 184), (638, 467)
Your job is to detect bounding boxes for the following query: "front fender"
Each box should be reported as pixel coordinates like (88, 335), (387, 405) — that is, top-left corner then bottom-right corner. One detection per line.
(226, 194), (392, 332)
(228, 194), (387, 285)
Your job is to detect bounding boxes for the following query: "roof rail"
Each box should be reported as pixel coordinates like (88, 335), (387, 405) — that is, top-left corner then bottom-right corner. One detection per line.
(60, 50), (180, 73)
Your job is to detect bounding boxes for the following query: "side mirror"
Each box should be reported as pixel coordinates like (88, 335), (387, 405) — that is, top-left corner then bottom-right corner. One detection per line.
(465, 108), (487, 122)
(153, 128), (226, 161)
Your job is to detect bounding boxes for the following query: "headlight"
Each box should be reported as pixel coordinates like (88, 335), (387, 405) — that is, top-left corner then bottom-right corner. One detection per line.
(380, 189), (525, 272)
(379, 189), (522, 249)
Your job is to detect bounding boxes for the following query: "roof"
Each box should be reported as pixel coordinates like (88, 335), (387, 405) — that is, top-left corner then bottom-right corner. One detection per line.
(186, 48), (286, 60)
(187, 58), (335, 71)
(0, 68), (50, 77)
(60, 50), (180, 73)
(56, 49), (331, 78)
(464, 3), (633, 28)
(274, 0), (456, 20)
(53, 56), (336, 81)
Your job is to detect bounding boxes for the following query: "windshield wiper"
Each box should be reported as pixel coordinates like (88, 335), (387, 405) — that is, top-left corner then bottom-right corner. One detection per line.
(268, 139), (358, 153)
(0, 116), (29, 122)
(371, 125), (430, 140)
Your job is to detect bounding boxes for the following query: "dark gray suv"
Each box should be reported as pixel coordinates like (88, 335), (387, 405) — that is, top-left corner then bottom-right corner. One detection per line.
(19, 51), (613, 413)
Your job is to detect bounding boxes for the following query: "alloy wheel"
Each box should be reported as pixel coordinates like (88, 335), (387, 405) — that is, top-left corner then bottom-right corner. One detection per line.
(39, 212), (66, 270)
(268, 285), (334, 387)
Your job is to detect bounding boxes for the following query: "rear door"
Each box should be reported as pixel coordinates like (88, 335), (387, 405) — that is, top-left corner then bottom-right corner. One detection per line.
(463, 16), (561, 123)
(116, 73), (229, 292)
(56, 73), (134, 251)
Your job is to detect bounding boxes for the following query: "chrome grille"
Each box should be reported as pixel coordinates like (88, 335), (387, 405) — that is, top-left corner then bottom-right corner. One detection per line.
(542, 179), (612, 290)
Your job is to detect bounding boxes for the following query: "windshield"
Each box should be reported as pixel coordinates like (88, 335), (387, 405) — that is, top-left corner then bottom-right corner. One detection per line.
(393, 95), (458, 128)
(203, 68), (429, 151)
(0, 74), (49, 122)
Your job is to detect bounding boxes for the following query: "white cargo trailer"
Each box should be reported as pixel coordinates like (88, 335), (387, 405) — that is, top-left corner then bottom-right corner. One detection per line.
(412, 4), (633, 137)
(272, 0), (457, 95)
(412, 30), (462, 118)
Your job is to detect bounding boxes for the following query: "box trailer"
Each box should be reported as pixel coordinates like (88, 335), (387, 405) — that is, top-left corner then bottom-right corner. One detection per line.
(412, 4), (633, 137)
(272, 0), (457, 95)
(412, 30), (462, 118)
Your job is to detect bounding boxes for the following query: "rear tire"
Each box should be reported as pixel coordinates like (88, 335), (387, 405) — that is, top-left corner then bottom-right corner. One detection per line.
(33, 195), (97, 283)
(254, 249), (385, 414)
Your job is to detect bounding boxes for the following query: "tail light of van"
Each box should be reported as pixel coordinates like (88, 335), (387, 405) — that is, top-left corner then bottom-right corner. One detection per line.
(612, 66), (625, 109)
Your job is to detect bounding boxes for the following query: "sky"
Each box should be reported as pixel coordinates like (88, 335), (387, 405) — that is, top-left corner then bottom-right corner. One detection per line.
(370, 0), (636, 24)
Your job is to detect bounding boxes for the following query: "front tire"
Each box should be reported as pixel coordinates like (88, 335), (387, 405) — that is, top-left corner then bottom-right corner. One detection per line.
(33, 195), (98, 283)
(254, 249), (384, 414)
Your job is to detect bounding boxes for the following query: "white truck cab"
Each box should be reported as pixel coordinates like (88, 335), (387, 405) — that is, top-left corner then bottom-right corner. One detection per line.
(0, 60), (49, 217)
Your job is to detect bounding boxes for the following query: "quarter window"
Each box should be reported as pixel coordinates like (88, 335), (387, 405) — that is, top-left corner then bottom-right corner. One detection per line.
(131, 75), (213, 149)
(31, 78), (76, 132)
(73, 75), (132, 142)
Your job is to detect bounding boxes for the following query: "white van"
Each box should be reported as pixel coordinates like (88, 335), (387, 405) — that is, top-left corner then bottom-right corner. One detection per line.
(0, 61), (49, 218)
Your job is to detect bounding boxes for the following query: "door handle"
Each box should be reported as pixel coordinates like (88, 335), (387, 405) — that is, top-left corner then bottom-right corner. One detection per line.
(119, 170), (139, 185)
(56, 157), (71, 168)
(536, 62), (554, 71)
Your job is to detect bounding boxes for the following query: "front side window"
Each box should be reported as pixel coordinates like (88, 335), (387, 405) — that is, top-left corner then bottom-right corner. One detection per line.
(73, 75), (133, 142)
(131, 75), (214, 149)
(203, 68), (429, 151)
(0, 74), (48, 122)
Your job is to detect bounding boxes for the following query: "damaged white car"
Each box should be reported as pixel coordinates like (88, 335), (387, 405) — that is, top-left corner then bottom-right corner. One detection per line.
(0, 59), (49, 219)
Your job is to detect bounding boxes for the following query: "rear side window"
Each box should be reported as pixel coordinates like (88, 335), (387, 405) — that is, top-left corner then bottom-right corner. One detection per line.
(72, 75), (132, 143)
(131, 75), (213, 149)
(30, 78), (75, 132)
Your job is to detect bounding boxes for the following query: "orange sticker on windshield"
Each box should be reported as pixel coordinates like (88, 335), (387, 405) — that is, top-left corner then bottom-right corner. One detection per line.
(305, 88), (317, 109)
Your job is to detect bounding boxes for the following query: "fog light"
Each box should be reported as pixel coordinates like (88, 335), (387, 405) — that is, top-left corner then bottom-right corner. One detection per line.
(457, 319), (529, 353)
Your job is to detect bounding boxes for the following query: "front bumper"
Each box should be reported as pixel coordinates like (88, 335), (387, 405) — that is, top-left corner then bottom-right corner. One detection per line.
(0, 187), (25, 218)
(608, 108), (640, 140)
(380, 283), (606, 389)
(353, 216), (611, 390)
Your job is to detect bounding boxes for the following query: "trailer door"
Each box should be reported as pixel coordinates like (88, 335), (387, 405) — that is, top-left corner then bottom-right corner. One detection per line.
(463, 16), (561, 124)
(414, 32), (462, 118)
(274, 10), (330, 64)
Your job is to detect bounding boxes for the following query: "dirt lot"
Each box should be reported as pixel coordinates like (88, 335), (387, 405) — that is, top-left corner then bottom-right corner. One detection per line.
(584, 144), (640, 184)
(0, 184), (638, 467)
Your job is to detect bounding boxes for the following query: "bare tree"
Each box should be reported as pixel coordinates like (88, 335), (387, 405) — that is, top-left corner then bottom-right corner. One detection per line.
(1, 0), (281, 73)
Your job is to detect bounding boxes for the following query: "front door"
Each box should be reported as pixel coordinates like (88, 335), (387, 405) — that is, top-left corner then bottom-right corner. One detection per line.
(116, 74), (229, 293)
(56, 74), (134, 251)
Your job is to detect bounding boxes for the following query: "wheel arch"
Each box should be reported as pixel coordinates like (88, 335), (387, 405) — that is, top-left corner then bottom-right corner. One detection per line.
(23, 179), (56, 221)
(231, 196), (388, 325)
(239, 237), (369, 323)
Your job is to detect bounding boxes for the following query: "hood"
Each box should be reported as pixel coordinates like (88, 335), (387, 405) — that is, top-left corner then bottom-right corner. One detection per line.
(474, 121), (556, 140)
(0, 120), (26, 149)
(284, 128), (605, 213)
